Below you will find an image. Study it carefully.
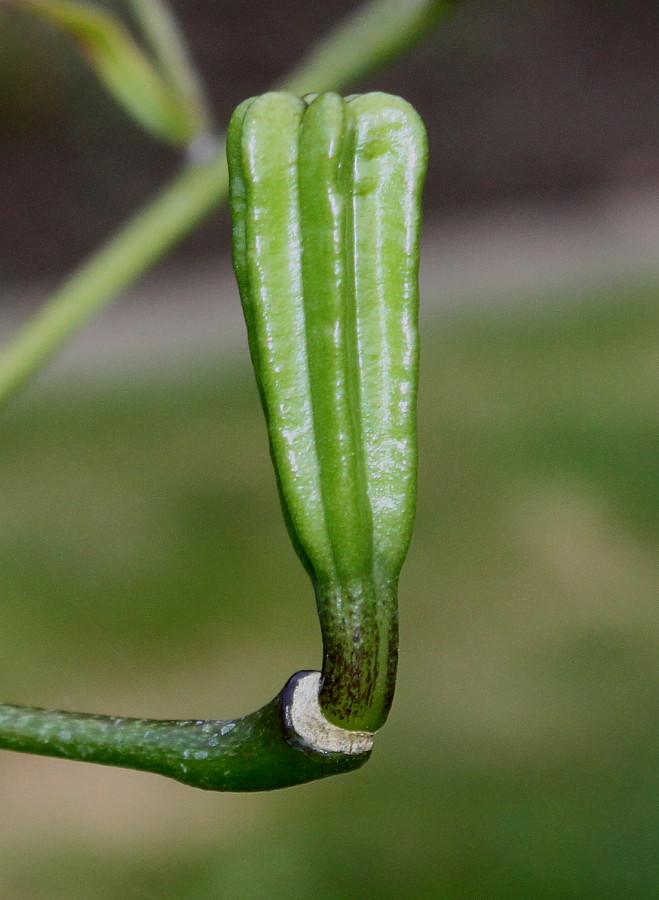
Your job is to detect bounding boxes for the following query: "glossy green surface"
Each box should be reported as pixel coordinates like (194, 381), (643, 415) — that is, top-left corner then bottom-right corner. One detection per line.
(228, 92), (427, 730)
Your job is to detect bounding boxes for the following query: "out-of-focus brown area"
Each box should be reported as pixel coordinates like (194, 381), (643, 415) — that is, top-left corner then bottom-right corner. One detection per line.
(0, 0), (657, 283)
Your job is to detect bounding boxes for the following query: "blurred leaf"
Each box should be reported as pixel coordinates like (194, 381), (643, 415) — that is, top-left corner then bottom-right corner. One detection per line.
(13, 0), (197, 145)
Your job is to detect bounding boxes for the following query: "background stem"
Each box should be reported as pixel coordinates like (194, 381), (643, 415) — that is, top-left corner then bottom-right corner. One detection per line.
(125, 0), (214, 141)
(280, 0), (459, 96)
(0, 150), (228, 409)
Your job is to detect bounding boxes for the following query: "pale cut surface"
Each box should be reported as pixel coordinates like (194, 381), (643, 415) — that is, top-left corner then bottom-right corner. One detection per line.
(289, 672), (375, 754)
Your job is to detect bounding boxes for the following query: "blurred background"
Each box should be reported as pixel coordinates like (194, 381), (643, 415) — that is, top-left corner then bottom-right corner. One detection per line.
(0, 1), (658, 897)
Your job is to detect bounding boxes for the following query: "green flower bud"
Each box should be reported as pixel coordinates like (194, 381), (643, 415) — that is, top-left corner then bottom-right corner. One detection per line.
(227, 91), (427, 731)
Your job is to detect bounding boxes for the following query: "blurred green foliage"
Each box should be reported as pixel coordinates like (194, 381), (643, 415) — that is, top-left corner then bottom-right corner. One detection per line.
(9, 0), (202, 145)
(0, 280), (657, 898)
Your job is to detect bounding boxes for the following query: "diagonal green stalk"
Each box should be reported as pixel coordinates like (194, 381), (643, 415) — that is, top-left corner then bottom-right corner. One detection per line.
(0, 149), (229, 407)
(279, 0), (461, 97)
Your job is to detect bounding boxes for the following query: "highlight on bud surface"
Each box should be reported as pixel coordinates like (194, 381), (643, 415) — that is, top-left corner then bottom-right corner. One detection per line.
(227, 92), (427, 732)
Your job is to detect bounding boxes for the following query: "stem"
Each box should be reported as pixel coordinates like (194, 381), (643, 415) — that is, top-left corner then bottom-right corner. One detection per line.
(0, 672), (371, 791)
(126, 0), (214, 141)
(316, 579), (398, 732)
(0, 0), (461, 412)
(280, 0), (460, 96)
(0, 148), (229, 408)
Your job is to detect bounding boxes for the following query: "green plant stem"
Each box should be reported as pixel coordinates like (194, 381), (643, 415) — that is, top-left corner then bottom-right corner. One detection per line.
(280, 0), (460, 96)
(0, 150), (228, 408)
(0, 672), (370, 791)
(316, 579), (399, 732)
(0, 0), (460, 412)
